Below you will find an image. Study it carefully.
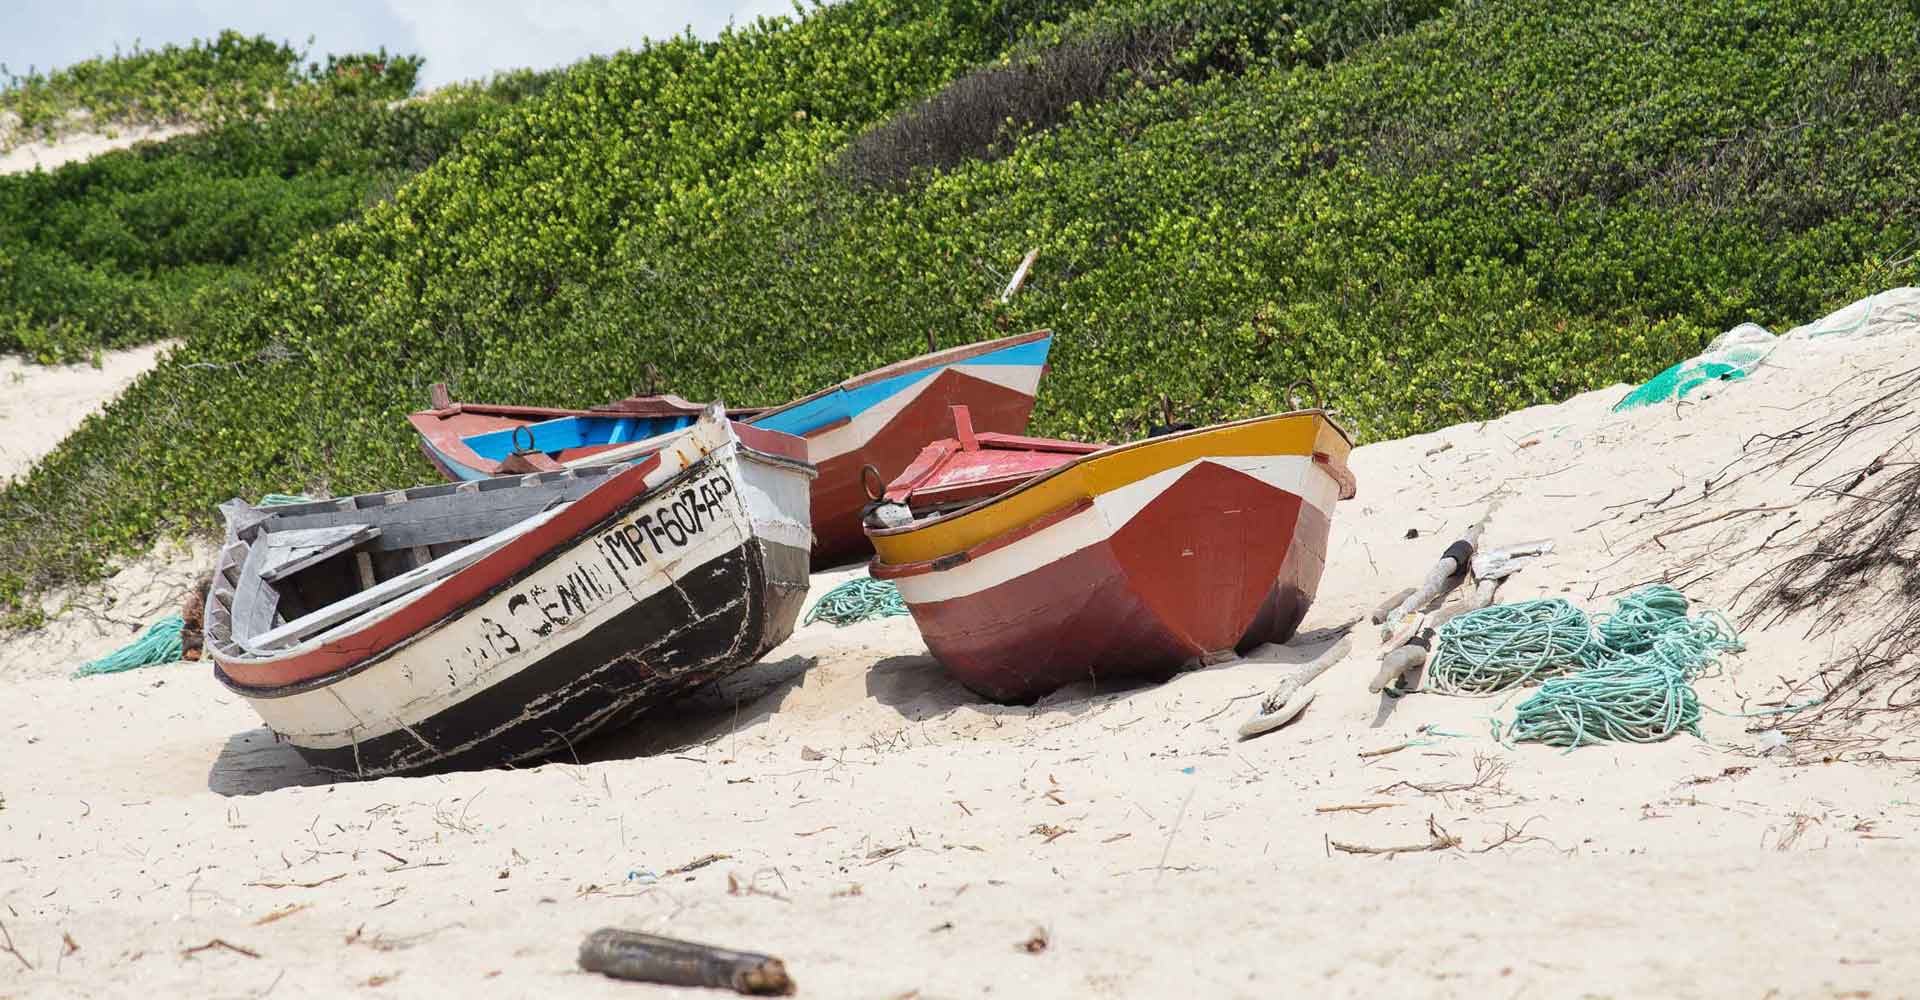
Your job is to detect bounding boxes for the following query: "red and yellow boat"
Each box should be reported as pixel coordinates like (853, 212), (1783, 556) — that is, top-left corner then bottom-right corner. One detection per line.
(865, 407), (1356, 701)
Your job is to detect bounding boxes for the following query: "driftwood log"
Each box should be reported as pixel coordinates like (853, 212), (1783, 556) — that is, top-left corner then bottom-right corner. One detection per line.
(1368, 536), (1553, 693)
(1236, 635), (1355, 739)
(1370, 515), (1494, 693)
(578, 928), (795, 995)
(1381, 517), (1488, 636)
(1370, 587), (1416, 625)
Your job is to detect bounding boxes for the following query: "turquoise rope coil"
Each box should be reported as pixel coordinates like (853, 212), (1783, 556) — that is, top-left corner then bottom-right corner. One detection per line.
(803, 577), (909, 627)
(1431, 585), (1744, 748)
(72, 615), (186, 678)
(1426, 598), (1603, 695)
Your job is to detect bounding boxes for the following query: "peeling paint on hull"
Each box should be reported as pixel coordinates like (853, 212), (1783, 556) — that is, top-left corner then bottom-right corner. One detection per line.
(258, 538), (809, 777)
(209, 420), (815, 779)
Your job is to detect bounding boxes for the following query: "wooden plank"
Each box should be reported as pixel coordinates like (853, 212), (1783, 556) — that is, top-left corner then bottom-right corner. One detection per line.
(256, 525), (382, 584)
(241, 502), (577, 653)
(354, 552), (377, 590)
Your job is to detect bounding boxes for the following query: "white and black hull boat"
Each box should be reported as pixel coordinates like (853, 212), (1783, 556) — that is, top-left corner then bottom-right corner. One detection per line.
(203, 408), (814, 778)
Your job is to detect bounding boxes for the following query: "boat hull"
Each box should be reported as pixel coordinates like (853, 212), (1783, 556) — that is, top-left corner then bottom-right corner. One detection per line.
(869, 414), (1353, 702)
(211, 423), (814, 778)
(408, 332), (1054, 569)
(801, 364), (1044, 566)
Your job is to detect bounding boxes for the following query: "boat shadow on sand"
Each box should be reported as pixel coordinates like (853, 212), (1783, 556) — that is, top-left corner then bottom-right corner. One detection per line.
(206, 652), (825, 795)
(204, 647), (1157, 794)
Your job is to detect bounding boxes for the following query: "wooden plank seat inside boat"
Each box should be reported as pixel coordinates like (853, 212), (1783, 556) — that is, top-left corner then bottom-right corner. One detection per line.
(218, 466), (619, 657)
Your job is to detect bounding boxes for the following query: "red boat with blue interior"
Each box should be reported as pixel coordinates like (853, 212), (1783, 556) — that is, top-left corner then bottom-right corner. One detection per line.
(408, 331), (1055, 566)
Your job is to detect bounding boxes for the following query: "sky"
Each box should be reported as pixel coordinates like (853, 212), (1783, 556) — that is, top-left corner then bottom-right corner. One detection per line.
(1, 0), (800, 89)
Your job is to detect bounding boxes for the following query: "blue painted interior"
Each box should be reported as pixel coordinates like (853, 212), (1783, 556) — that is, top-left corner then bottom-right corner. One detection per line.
(454, 334), (1053, 465)
(463, 413), (701, 462)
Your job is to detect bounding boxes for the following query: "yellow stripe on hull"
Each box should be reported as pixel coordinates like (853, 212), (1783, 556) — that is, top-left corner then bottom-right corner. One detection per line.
(869, 411), (1353, 568)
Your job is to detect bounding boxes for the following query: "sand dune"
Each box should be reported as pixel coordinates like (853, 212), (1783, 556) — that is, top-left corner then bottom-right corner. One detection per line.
(2, 331), (1917, 997)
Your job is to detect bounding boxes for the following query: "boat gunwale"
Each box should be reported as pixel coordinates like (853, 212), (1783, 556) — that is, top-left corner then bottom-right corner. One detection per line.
(743, 329), (1053, 425)
(866, 409), (1354, 568)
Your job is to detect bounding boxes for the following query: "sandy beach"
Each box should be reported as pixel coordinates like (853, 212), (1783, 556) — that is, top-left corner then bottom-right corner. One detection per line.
(3, 323), (1917, 998)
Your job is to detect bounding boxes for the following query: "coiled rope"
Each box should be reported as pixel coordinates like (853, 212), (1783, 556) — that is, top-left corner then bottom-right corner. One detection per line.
(72, 615), (185, 678)
(803, 577), (908, 627)
(1426, 598), (1602, 694)
(1430, 585), (1743, 748)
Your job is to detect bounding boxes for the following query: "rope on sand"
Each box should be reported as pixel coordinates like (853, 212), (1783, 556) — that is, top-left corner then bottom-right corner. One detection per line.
(1425, 598), (1601, 694)
(72, 615), (185, 678)
(803, 577), (908, 627)
(1430, 585), (1743, 748)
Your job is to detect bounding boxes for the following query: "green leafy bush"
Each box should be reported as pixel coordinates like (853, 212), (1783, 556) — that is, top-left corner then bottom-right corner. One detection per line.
(3, 0), (1918, 612)
(1, 30), (419, 144)
(0, 58), (554, 361)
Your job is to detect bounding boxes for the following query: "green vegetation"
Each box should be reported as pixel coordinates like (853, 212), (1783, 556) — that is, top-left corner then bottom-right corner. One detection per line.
(1, 31), (418, 144)
(3, 0), (1919, 615)
(0, 71), (552, 361)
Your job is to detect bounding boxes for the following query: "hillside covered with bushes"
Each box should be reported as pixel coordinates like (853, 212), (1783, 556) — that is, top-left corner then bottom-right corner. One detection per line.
(3, 0), (1918, 613)
(0, 33), (554, 361)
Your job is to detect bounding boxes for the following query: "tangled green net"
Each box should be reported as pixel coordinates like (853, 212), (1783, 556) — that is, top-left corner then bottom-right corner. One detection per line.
(1430, 585), (1743, 748)
(803, 577), (908, 627)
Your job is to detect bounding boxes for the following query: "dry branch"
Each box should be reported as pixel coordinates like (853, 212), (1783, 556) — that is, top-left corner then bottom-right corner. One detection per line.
(1330, 816), (1461, 858)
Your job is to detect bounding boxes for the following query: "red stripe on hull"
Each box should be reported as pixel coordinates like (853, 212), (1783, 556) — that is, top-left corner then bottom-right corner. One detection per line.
(216, 457), (662, 690)
(806, 368), (1039, 567)
(905, 464), (1333, 701)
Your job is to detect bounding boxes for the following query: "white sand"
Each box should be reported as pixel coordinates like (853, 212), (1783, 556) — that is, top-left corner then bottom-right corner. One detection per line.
(0, 342), (176, 486)
(3, 333), (1918, 997)
(0, 111), (193, 175)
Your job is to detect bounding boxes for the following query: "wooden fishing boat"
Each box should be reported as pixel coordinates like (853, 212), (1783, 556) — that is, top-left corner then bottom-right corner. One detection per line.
(406, 330), (1055, 567)
(865, 406), (1357, 702)
(204, 408), (815, 778)
(407, 385), (767, 481)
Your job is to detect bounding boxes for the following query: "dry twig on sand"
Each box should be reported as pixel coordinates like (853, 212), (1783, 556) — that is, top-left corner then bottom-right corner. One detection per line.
(1373, 753), (1509, 797)
(181, 938), (260, 960)
(1, 919), (31, 970)
(1330, 816), (1461, 858)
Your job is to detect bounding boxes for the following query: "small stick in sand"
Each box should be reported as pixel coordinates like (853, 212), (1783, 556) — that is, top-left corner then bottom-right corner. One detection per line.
(1, 919), (31, 970)
(1329, 816), (1462, 859)
(181, 938), (260, 960)
(578, 928), (795, 996)
(1314, 803), (1399, 814)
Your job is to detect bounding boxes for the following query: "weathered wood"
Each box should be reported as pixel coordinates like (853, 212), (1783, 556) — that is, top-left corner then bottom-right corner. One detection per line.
(1236, 635), (1354, 739)
(1370, 587), (1416, 625)
(1369, 575), (1504, 693)
(1382, 515), (1489, 635)
(255, 525), (382, 584)
(260, 478), (603, 554)
(239, 504), (574, 653)
(577, 928), (794, 996)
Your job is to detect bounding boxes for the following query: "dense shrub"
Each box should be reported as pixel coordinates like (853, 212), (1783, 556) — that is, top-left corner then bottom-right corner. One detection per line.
(0, 31), (419, 144)
(0, 64), (555, 360)
(3, 0), (1919, 613)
